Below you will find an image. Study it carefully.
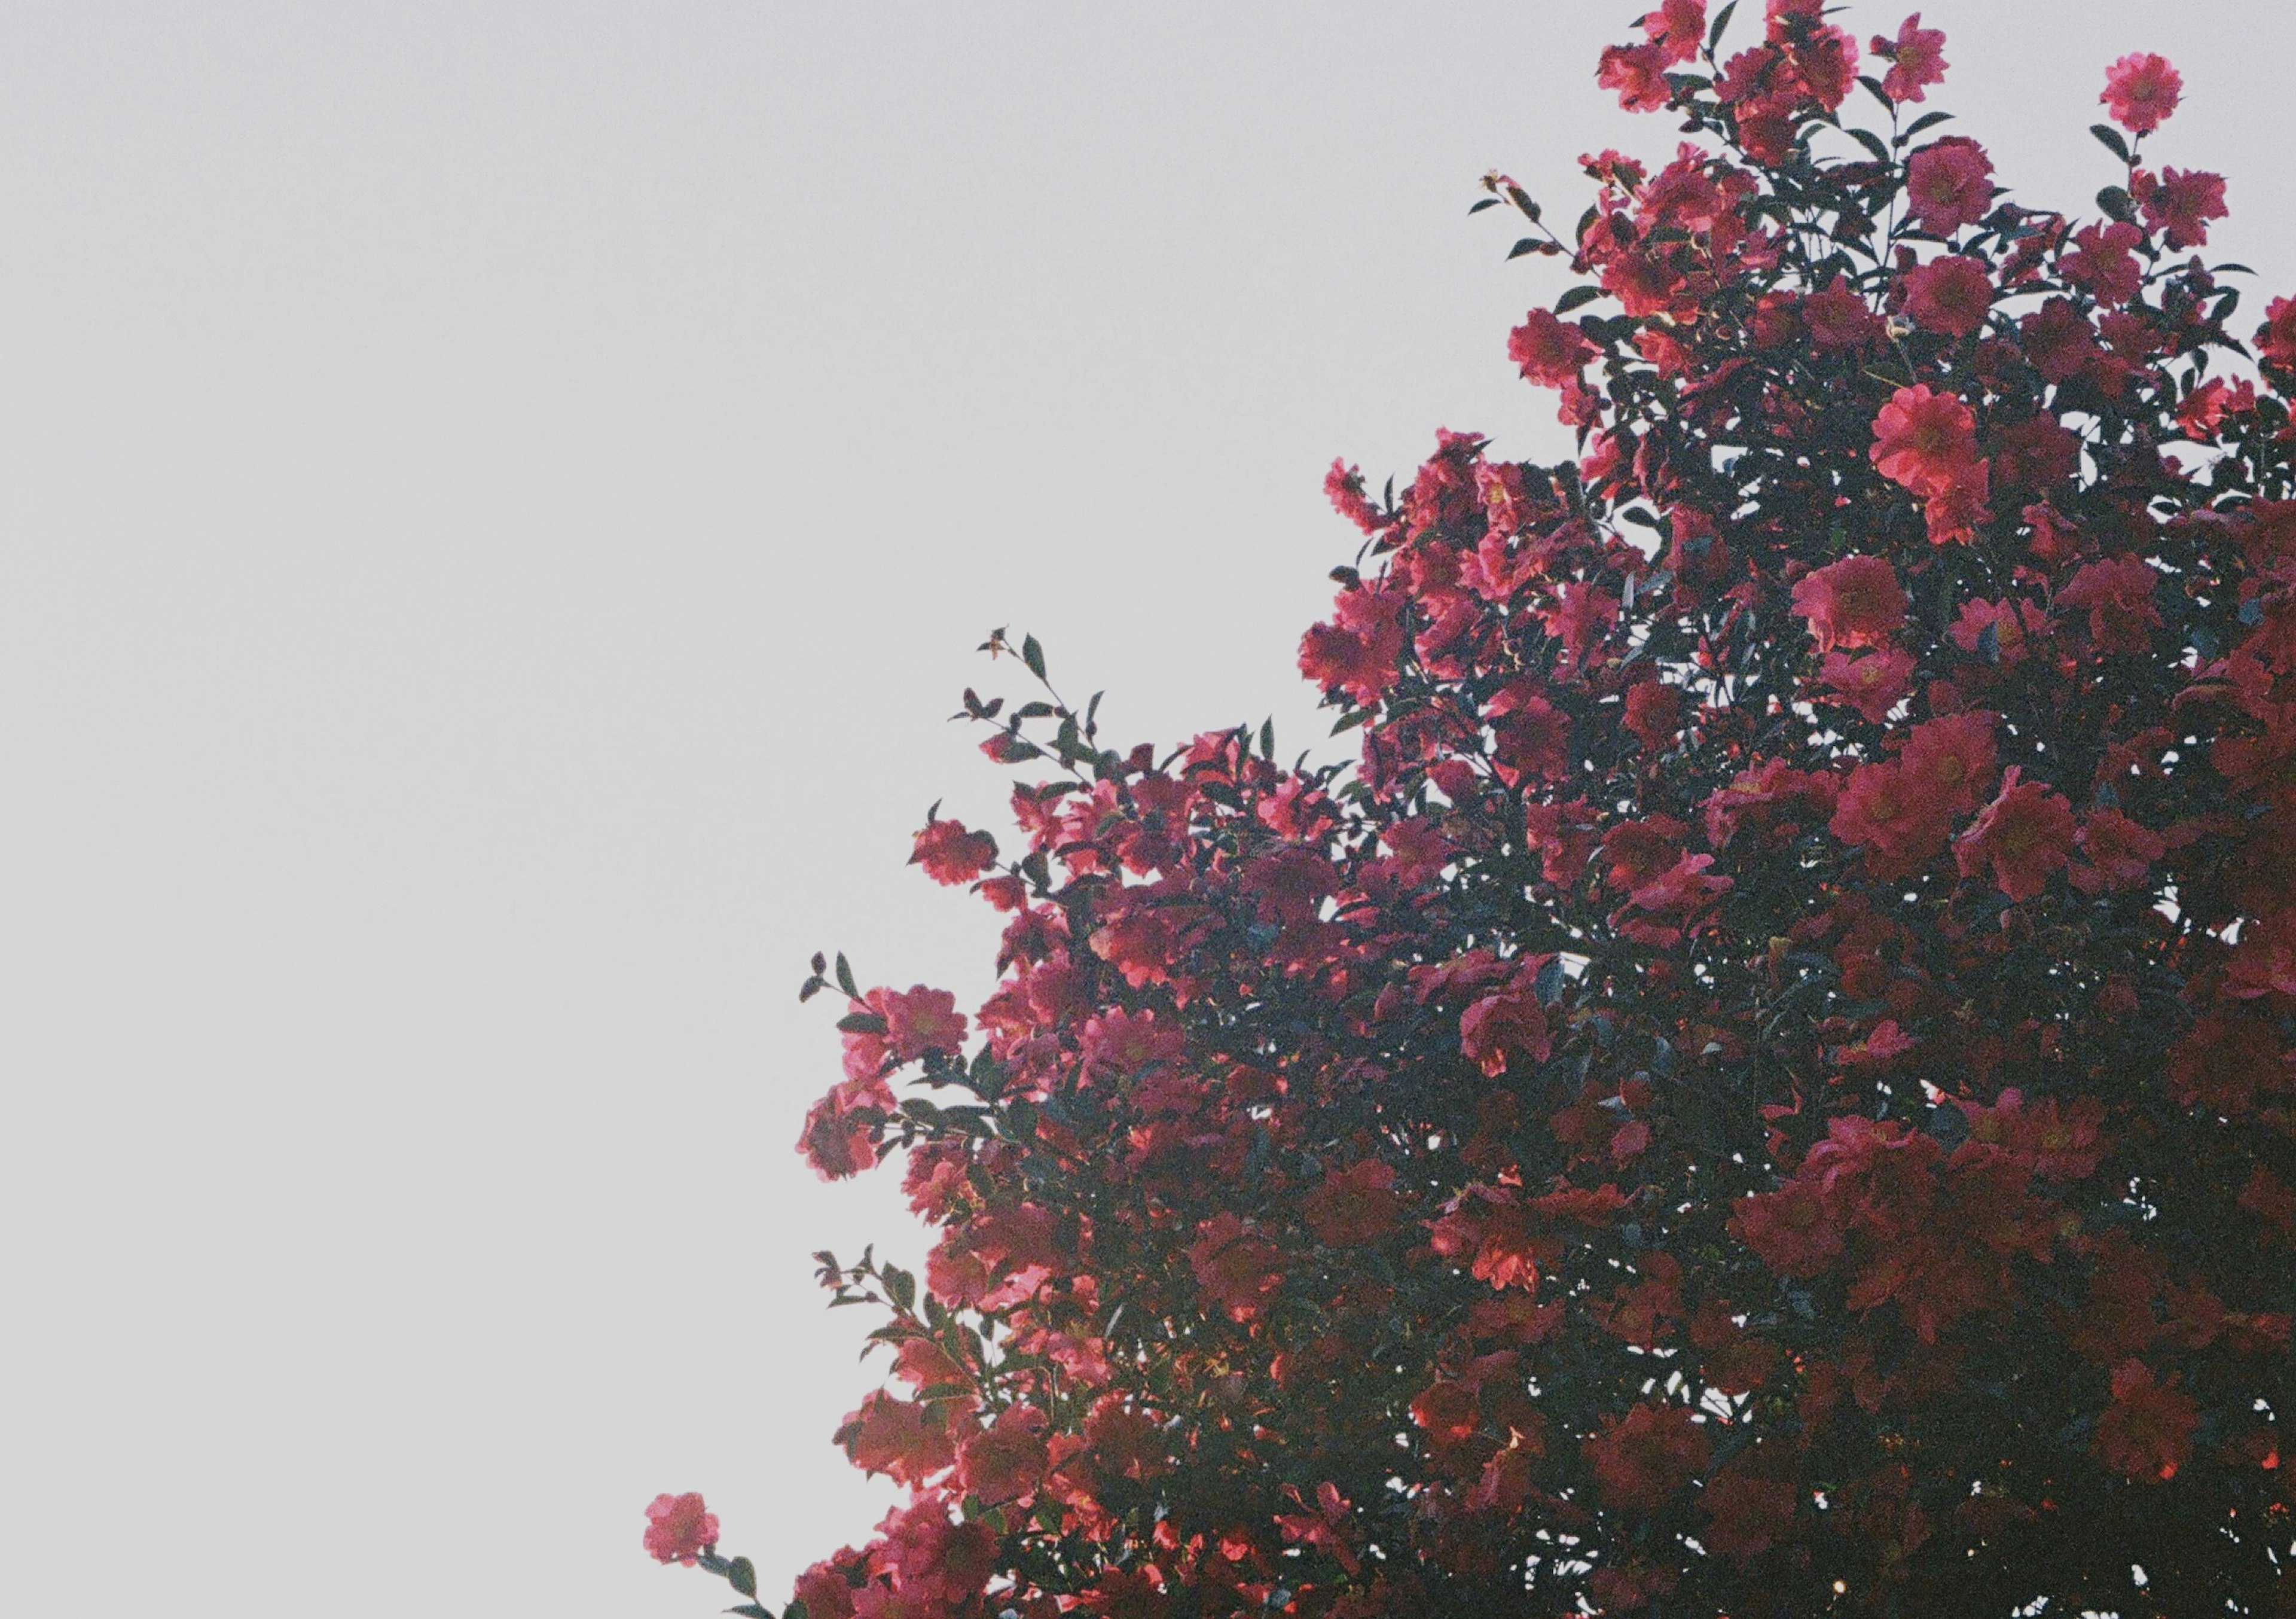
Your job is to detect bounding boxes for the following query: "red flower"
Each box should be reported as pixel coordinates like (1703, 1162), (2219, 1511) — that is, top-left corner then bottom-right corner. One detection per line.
(1459, 969), (1554, 1076)
(1584, 1401), (1712, 1510)
(1507, 309), (1597, 387)
(841, 1391), (957, 1486)
(1791, 554), (1907, 651)
(1903, 136), (1995, 233)
(1803, 277), (1883, 349)
(2069, 808), (2164, 894)
(2057, 554), (2161, 653)
(1188, 1212), (1283, 1320)
(2101, 52), (2181, 135)
(1954, 767), (2075, 900)
(1302, 1158), (1401, 1246)
(1644, 0), (1706, 66)
(1622, 678), (1684, 751)
(1901, 254), (1992, 337)
(2261, 296), (2296, 370)
(2095, 1360), (2197, 1481)
(2133, 167), (2227, 249)
(642, 1492), (719, 1565)
(1323, 459), (1384, 534)
(1299, 585), (1407, 705)
(1870, 385), (1983, 497)
(1871, 13), (1947, 103)
(1903, 712), (1998, 815)
(1598, 41), (1672, 112)
(912, 817), (997, 886)
(1732, 1181), (1845, 1276)
(878, 985), (968, 1061)
(1409, 1379), (1479, 1446)
(1831, 760), (1950, 864)
(957, 1404), (1050, 1505)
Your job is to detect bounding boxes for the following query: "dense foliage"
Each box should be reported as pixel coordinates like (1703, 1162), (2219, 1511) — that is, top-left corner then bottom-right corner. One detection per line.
(652, 4), (2296, 1613)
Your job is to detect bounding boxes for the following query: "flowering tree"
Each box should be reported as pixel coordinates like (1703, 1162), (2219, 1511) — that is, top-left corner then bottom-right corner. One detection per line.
(652, 4), (2296, 1614)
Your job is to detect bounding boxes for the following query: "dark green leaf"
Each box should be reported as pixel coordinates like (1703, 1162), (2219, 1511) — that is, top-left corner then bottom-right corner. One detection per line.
(1904, 110), (1954, 138)
(2097, 185), (2136, 225)
(1707, 0), (1736, 51)
(1259, 718), (1275, 760)
(2089, 123), (2132, 164)
(1845, 126), (1892, 164)
(836, 1011), (887, 1036)
(1468, 196), (1501, 214)
(1507, 237), (1540, 260)
(1554, 284), (1604, 314)
(835, 953), (859, 999)
(728, 1558), (758, 1599)
(1020, 635), (1046, 680)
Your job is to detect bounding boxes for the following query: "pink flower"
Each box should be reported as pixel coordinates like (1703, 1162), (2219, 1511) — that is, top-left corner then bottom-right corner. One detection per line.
(1791, 555), (1907, 651)
(1955, 767), (2076, 901)
(1598, 41), (1672, 112)
(2102, 52), (2181, 135)
(643, 1492), (719, 1565)
(1903, 137), (1994, 234)
(1644, 0), (1707, 65)
(911, 817), (996, 886)
(1870, 385), (1984, 498)
(2057, 554), (2161, 653)
(1509, 309), (1598, 387)
(2071, 809), (2164, 894)
(1901, 254), (1992, 337)
(2133, 167), (2227, 249)
(1817, 648), (1915, 723)
(2261, 297), (2296, 370)
(1871, 13), (1947, 103)
(877, 985), (968, 1061)
(1323, 459), (1383, 534)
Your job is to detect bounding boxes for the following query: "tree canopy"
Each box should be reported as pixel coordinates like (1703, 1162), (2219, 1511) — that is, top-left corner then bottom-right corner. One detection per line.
(653, 4), (2296, 1613)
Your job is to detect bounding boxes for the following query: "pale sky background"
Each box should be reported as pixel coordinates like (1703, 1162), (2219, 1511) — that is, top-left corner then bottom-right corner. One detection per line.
(1, 4), (2288, 1615)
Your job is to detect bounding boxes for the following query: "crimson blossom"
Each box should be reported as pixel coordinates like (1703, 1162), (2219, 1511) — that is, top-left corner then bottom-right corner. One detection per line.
(657, 5), (2296, 1616)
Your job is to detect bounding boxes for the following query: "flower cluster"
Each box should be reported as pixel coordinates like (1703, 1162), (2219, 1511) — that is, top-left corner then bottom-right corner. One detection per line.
(659, 7), (2296, 1616)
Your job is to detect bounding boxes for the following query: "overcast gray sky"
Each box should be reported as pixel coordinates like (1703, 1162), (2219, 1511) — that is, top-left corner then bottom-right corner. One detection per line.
(1, 4), (2287, 1615)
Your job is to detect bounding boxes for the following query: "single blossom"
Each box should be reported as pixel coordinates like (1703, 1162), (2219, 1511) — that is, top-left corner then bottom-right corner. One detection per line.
(1900, 254), (1992, 336)
(643, 1492), (719, 1566)
(1955, 766), (2077, 901)
(1508, 308), (1598, 387)
(2101, 51), (2181, 135)
(1903, 136), (1994, 233)
(1871, 12), (1947, 102)
(1791, 554), (1908, 651)
(911, 816), (997, 886)
(1870, 384), (1984, 496)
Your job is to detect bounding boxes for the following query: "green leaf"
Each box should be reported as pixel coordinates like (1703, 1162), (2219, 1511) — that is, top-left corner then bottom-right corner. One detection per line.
(2089, 123), (2132, 164)
(1021, 634), (1046, 680)
(1554, 284), (1604, 314)
(2097, 185), (2136, 225)
(836, 1010), (887, 1036)
(1903, 110), (1954, 138)
(1507, 237), (1541, 260)
(728, 1558), (758, 1599)
(834, 953), (859, 999)
(785, 1603), (812, 1619)
(1707, 0), (1736, 50)
(1468, 196), (1501, 214)
(1845, 126), (1892, 164)
(1259, 718), (1275, 760)
(726, 1606), (771, 1619)
(883, 1265), (917, 1313)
